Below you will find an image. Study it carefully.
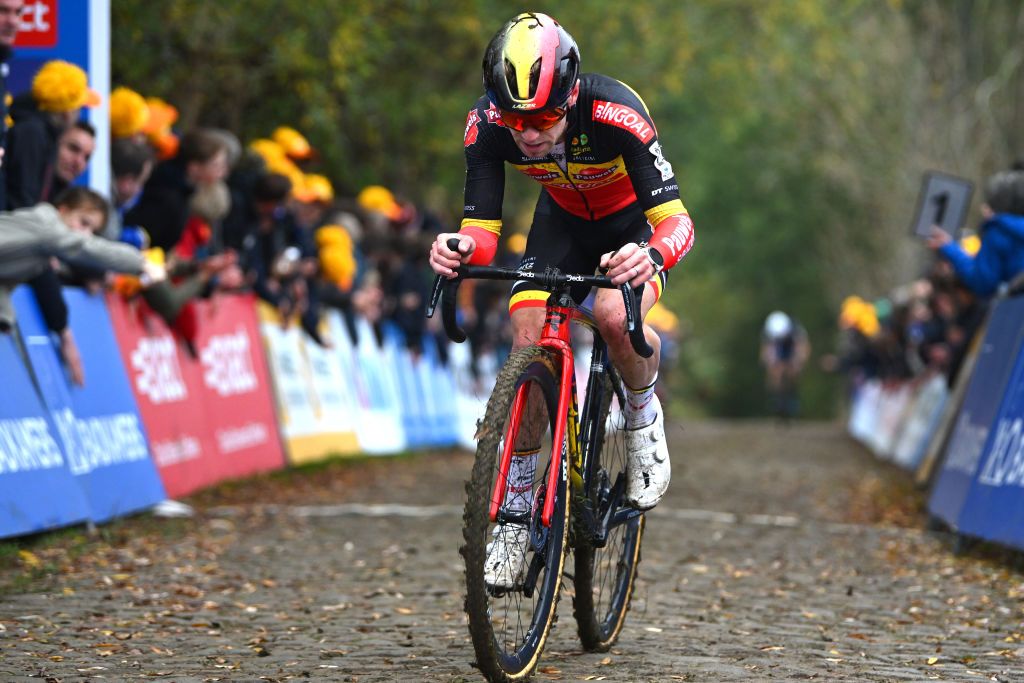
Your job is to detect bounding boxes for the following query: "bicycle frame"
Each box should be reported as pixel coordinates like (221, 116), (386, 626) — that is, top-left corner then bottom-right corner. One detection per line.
(426, 249), (653, 533)
(489, 290), (582, 529)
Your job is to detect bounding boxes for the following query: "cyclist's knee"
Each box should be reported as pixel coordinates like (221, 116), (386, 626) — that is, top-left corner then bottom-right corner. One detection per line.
(594, 311), (627, 343)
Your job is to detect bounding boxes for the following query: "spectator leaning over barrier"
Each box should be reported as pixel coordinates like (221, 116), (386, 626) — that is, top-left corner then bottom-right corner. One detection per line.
(928, 170), (1024, 298)
(4, 61), (101, 384)
(0, 0), (23, 208)
(51, 120), (96, 201)
(0, 187), (165, 336)
(125, 128), (230, 251)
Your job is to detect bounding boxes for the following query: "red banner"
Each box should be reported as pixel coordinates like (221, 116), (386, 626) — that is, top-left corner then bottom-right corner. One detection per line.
(107, 293), (286, 498)
(14, 1), (59, 48)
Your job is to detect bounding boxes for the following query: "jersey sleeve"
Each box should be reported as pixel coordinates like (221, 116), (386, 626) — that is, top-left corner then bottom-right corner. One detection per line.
(594, 81), (693, 268)
(461, 101), (507, 264)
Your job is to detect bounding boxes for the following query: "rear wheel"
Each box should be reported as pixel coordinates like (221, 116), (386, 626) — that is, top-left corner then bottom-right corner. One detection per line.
(462, 346), (570, 681)
(573, 370), (644, 651)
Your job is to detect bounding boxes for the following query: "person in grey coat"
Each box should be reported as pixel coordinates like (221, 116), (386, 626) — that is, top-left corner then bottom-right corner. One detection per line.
(0, 187), (165, 333)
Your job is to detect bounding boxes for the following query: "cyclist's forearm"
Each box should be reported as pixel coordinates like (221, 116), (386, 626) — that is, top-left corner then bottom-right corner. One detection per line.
(458, 221), (500, 265)
(649, 213), (694, 270)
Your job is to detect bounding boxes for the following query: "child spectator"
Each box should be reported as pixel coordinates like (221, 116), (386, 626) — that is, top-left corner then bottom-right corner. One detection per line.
(0, 187), (164, 338)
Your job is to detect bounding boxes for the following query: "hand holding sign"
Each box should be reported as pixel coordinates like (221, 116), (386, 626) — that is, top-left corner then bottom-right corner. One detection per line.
(911, 172), (973, 239)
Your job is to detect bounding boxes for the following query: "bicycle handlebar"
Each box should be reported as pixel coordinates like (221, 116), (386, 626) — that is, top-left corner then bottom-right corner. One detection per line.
(427, 238), (654, 358)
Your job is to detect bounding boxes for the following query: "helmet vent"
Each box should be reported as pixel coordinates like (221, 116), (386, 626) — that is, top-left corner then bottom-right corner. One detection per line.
(527, 59), (542, 100)
(503, 58), (519, 97)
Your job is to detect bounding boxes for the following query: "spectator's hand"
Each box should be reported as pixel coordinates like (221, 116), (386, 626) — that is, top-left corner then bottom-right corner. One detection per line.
(199, 251), (236, 278)
(430, 232), (475, 278)
(60, 329), (85, 386)
(926, 226), (952, 251)
(141, 260), (167, 286)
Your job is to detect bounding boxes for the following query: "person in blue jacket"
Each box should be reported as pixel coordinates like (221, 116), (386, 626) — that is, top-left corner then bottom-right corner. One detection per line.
(928, 170), (1024, 297)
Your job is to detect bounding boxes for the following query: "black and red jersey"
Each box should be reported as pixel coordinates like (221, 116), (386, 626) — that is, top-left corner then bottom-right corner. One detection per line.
(460, 73), (693, 269)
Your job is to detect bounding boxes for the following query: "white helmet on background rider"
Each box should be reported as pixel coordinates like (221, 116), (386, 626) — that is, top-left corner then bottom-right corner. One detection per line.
(764, 311), (793, 339)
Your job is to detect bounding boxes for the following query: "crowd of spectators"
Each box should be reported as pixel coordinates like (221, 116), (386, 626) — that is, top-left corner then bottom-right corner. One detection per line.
(826, 166), (1024, 399)
(0, 51), (526, 386)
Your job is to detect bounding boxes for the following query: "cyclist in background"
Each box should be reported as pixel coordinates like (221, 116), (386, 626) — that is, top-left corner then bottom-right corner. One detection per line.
(428, 12), (695, 588)
(760, 311), (811, 420)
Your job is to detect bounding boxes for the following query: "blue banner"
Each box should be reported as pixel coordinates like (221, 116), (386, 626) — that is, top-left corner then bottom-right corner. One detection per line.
(0, 327), (89, 538)
(10, 0), (110, 192)
(422, 333), (459, 447)
(927, 296), (1024, 527)
(383, 323), (429, 448)
(13, 286), (165, 523)
(955, 309), (1024, 549)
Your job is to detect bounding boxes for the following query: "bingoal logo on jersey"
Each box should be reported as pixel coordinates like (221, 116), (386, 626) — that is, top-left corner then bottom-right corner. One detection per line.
(592, 100), (654, 143)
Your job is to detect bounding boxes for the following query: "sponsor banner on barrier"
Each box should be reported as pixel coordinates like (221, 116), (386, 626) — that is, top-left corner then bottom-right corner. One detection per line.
(892, 374), (948, 471)
(0, 328), (90, 538)
(12, 287), (165, 523)
(848, 380), (882, 446)
(928, 296), (1024, 528)
(422, 333), (460, 447)
(872, 384), (913, 460)
(445, 340), (490, 451)
(955, 310), (1024, 550)
(383, 324), (430, 448)
(383, 326), (460, 449)
(329, 315), (406, 454)
(258, 304), (359, 464)
(108, 294), (285, 498)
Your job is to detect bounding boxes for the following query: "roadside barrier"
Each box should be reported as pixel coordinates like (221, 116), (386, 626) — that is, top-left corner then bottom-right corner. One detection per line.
(848, 291), (1024, 552)
(0, 287), (488, 539)
(108, 292), (287, 499)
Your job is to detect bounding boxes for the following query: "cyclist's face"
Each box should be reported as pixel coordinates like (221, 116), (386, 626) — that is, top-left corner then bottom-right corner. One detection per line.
(508, 117), (569, 159)
(506, 82), (579, 159)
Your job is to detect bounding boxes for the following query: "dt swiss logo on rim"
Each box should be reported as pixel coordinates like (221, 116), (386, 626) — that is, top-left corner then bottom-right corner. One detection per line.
(592, 100), (654, 143)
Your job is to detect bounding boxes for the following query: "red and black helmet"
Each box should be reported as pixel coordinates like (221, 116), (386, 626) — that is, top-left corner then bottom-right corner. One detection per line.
(483, 12), (580, 113)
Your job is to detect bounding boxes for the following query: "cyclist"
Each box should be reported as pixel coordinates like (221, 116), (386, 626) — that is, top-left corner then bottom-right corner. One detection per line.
(428, 12), (695, 588)
(760, 311), (811, 420)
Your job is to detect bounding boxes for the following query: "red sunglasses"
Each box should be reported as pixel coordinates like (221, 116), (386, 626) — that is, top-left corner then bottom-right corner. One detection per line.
(498, 107), (567, 132)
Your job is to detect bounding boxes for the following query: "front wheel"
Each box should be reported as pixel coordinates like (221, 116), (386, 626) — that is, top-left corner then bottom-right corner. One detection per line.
(462, 346), (570, 682)
(573, 370), (645, 651)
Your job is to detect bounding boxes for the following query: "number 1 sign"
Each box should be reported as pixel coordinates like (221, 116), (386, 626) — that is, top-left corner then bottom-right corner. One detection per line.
(911, 171), (974, 238)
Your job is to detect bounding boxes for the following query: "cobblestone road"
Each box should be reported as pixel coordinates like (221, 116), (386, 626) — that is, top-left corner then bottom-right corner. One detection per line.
(2, 421), (1023, 681)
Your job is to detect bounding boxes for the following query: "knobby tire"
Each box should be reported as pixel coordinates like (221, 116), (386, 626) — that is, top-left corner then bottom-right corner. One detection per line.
(462, 346), (570, 682)
(572, 369), (645, 651)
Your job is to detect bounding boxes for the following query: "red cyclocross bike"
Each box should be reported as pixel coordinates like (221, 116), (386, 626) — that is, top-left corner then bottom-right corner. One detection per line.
(427, 239), (651, 682)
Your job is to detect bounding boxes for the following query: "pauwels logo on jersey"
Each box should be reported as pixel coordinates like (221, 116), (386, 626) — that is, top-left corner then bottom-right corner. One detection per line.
(464, 109), (481, 147)
(592, 100), (655, 143)
(464, 103), (507, 147)
(517, 163), (566, 186)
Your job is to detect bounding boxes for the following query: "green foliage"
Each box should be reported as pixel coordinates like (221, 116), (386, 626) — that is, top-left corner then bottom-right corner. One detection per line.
(112, 0), (1024, 418)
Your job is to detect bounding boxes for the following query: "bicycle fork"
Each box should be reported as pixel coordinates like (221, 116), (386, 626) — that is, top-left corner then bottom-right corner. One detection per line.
(489, 339), (583, 529)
